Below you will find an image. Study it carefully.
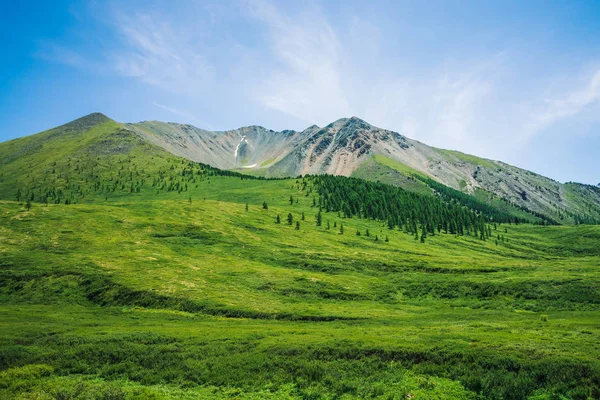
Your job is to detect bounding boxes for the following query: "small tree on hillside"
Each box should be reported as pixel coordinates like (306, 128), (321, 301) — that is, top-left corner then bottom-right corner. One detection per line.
(276, 214), (281, 224)
(262, 201), (268, 210)
(245, 203), (249, 212)
(25, 199), (32, 211)
(316, 211), (322, 226)
(295, 221), (300, 230)
(287, 213), (293, 225)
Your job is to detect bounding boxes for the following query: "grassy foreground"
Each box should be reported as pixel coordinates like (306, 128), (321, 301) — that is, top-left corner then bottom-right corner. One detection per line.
(1, 176), (599, 399)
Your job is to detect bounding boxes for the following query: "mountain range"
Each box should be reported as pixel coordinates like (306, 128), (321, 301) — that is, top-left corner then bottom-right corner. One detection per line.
(1, 112), (599, 224)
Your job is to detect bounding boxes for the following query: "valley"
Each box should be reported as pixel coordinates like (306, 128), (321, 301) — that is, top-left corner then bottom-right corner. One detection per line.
(0, 114), (599, 399)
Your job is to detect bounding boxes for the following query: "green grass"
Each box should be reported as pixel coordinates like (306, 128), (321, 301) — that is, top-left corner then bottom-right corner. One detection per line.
(436, 149), (498, 169)
(1, 175), (599, 399)
(352, 155), (433, 196)
(1, 116), (599, 399)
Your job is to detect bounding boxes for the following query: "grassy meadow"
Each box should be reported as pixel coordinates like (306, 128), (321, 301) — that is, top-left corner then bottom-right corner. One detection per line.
(1, 174), (599, 399)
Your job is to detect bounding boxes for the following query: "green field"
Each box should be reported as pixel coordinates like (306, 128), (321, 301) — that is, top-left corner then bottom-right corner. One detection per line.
(0, 115), (599, 399)
(1, 174), (599, 399)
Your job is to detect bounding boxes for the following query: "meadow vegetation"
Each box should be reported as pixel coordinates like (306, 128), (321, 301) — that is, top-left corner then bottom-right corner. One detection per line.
(0, 116), (599, 399)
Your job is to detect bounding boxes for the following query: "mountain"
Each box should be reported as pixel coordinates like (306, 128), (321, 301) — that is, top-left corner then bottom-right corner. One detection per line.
(0, 112), (598, 223)
(125, 116), (600, 224)
(2, 112), (600, 399)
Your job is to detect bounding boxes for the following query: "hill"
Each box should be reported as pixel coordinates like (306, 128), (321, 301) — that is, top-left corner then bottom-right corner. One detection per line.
(0, 113), (599, 399)
(125, 116), (600, 224)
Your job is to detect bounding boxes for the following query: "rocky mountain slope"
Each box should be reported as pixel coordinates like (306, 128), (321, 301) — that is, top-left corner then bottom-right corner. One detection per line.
(1, 113), (598, 223)
(125, 116), (600, 223)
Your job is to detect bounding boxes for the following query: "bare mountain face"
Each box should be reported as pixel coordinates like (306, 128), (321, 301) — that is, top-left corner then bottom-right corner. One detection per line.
(3, 112), (594, 223)
(124, 116), (600, 223)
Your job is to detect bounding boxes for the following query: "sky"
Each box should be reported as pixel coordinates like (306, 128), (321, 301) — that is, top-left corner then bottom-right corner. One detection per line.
(0, 0), (599, 184)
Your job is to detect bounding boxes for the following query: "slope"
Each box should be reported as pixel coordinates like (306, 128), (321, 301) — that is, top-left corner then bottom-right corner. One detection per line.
(124, 116), (600, 224)
(1, 176), (599, 399)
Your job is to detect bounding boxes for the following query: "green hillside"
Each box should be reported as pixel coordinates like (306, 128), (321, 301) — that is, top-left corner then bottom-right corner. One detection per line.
(0, 115), (599, 399)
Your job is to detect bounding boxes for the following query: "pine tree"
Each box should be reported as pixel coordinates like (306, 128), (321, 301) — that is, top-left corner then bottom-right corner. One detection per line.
(245, 203), (249, 212)
(420, 225), (427, 243)
(375, 235), (378, 241)
(262, 201), (268, 210)
(356, 230), (361, 236)
(289, 195), (294, 205)
(339, 223), (344, 234)
(327, 220), (330, 230)
(287, 213), (293, 225)
(276, 214), (281, 224)
(295, 221), (300, 230)
(316, 211), (322, 226)
(365, 229), (370, 237)
(385, 235), (389, 242)
(25, 199), (32, 211)
(301, 212), (305, 221)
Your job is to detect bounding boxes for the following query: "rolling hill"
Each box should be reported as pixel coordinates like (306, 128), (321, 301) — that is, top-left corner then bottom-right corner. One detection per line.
(0, 113), (599, 399)
(123, 115), (600, 224)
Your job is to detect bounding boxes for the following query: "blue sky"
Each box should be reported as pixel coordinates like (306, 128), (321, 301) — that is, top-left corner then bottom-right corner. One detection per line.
(1, 0), (599, 184)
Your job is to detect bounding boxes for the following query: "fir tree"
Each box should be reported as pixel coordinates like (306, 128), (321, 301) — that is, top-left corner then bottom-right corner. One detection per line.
(339, 223), (344, 234)
(276, 214), (281, 224)
(287, 213), (293, 225)
(385, 235), (389, 242)
(245, 203), (249, 212)
(262, 201), (268, 210)
(295, 221), (300, 230)
(316, 211), (322, 226)
(301, 212), (305, 221)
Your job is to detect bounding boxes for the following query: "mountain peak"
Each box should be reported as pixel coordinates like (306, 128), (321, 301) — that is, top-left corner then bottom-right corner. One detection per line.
(54, 112), (112, 134)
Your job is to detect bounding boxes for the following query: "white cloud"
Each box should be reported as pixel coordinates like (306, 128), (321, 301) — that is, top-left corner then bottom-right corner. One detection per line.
(111, 12), (215, 94)
(248, 0), (350, 126)
(524, 69), (600, 139)
(153, 102), (214, 129)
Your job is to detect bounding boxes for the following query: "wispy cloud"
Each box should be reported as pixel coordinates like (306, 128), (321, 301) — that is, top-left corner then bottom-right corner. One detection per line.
(248, 0), (350, 125)
(153, 102), (214, 129)
(524, 68), (600, 138)
(111, 12), (215, 94)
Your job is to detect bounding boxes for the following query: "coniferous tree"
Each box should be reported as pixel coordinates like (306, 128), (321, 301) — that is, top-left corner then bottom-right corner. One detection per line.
(327, 220), (331, 230)
(316, 211), (322, 226)
(301, 212), (305, 221)
(25, 199), (32, 211)
(339, 223), (344, 234)
(295, 221), (300, 230)
(287, 213), (293, 225)
(276, 214), (281, 224)
(365, 229), (370, 237)
(289, 195), (294, 205)
(245, 203), (249, 212)
(356, 230), (361, 236)
(262, 201), (268, 210)
(385, 235), (389, 242)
